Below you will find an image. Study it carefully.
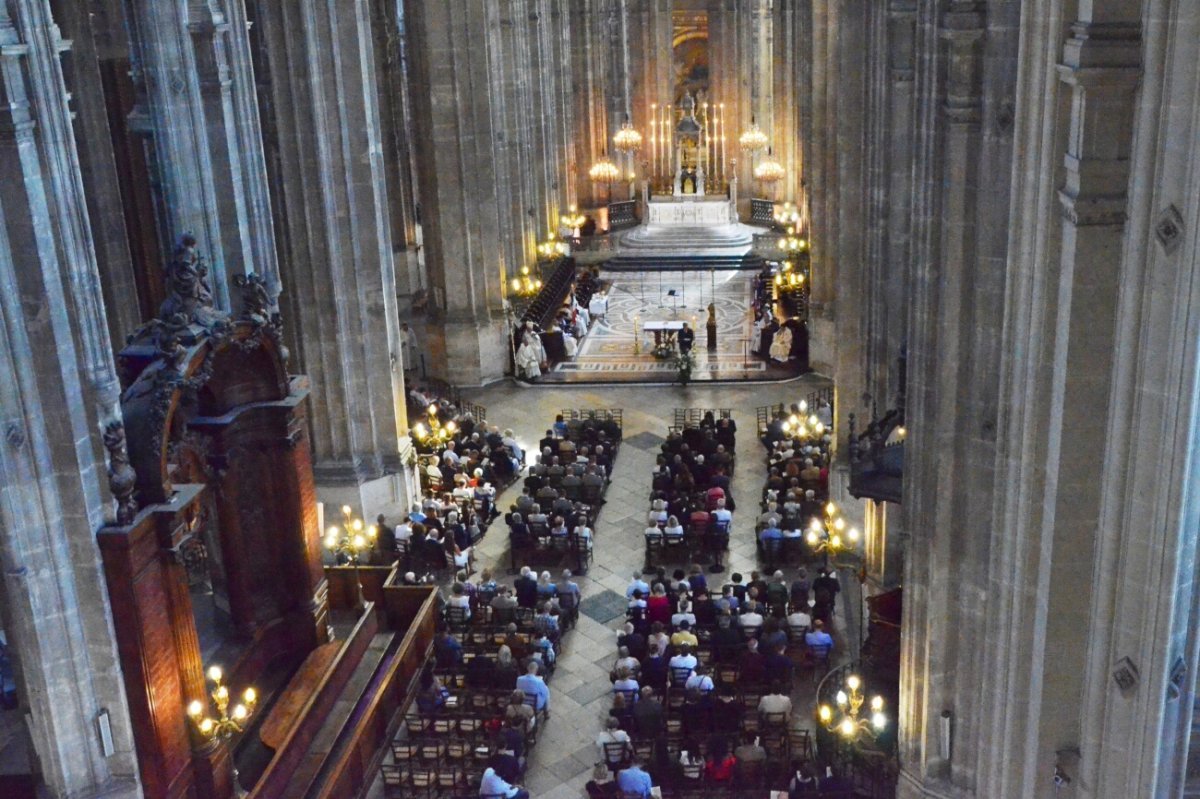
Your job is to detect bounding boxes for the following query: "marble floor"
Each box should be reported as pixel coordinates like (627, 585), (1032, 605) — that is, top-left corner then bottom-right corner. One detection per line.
(371, 376), (859, 798)
(538, 269), (805, 384)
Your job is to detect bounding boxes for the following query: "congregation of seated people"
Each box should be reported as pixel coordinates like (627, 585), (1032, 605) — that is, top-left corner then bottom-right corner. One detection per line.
(643, 412), (737, 571)
(583, 566), (849, 797)
(505, 413), (620, 572)
(384, 566), (586, 798)
(756, 400), (836, 568)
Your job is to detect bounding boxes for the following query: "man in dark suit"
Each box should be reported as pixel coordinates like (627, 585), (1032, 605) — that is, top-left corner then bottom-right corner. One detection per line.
(632, 687), (664, 736)
(678, 323), (695, 354)
(374, 514), (396, 563)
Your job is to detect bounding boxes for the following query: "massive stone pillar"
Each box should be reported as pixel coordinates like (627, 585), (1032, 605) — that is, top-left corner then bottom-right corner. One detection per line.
(248, 0), (417, 516)
(0, 2), (139, 796)
(895, 1), (1017, 794)
(120, 0), (278, 309)
(404, 0), (573, 385)
(973, 3), (1150, 796)
(52, 0), (142, 350)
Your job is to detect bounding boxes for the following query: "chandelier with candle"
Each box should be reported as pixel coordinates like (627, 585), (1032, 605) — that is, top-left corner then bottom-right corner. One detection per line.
(613, 115), (643, 154)
(537, 234), (569, 261)
(806, 500), (861, 564)
(754, 147), (786, 182)
(588, 151), (621, 183)
(187, 664), (257, 741)
(818, 674), (888, 742)
(739, 116), (769, 153)
(412, 403), (458, 448)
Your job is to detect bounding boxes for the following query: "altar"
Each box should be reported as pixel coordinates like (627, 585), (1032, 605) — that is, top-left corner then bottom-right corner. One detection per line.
(646, 196), (736, 226)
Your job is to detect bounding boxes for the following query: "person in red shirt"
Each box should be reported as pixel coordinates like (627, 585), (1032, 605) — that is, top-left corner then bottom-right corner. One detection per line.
(646, 584), (672, 626)
(704, 736), (737, 782)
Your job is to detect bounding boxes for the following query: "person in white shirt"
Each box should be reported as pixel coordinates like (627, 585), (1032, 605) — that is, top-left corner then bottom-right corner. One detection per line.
(684, 665), (715, 693)
(669, 647), (698, 675)
(479, 766), (528, 799)
(647, 499), (668, 526)
(442, 441), (461, 468)
(573, 524), (594, 551)
(394, 519), (413, 542)
(670, 599), (696, 630)
(612, 667), (640, 697)
(739, 606), (764, 629)
(446, 582), (472, 619)
(400, 322), (419, 372)
(786, 607), (812, 636)
(711, 499), (733, 526)
(611, 646), (640, 677)
(758, 691), (793, 719)
(663, 515), (684, 540)
(596, 717), (631, 765)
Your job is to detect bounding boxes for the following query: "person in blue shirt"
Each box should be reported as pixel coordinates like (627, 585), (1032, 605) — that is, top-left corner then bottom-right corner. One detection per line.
(553, 414), (569, 437)
(479, 765), (529, 798)
(616, 759), (654, 798)
(515, 662), (550, 714)
(759, 523), (783, 544)
(433, 630), (462, 667)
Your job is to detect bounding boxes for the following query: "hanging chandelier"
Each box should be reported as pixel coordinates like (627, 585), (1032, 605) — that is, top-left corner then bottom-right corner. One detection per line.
(739, 116), (769, 153)
(754, 148), (785, 183)
(613, 115), (643, 153)
(588, 151), (621, 182)
(818, 674), (888, 742)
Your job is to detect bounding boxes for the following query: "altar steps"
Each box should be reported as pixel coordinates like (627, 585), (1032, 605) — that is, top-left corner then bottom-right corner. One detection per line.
(604, 252), (766, 271)
(619, 223), (754, 252)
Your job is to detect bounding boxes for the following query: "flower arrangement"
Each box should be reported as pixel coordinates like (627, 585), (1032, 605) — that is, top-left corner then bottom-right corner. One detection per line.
(673, 348), (697, 385)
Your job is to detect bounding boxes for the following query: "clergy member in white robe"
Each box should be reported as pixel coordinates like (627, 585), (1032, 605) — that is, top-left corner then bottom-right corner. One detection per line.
(517, 339), (542, 379)
(770, 325), (794, 362)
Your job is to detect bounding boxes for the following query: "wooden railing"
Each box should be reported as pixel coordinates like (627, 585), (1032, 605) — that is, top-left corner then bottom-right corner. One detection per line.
(248, 604), (381, 797)
(314, 586), (439, 799)
(323, 564), (398, 612)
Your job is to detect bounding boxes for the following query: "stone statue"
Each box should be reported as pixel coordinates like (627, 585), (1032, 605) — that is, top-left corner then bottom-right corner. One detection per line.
(159, 234), (221, 327)
(103, 421), (138, 525)
(154, 313), (192, 372)
(706, 302), (718, 351)
(234, 272), (271, 323)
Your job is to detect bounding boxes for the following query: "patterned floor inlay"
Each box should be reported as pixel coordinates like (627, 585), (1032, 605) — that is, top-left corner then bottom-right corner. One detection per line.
(578, 589), (629, 624)
(559, 269), (761, 376)
(622, 431), (667, 451)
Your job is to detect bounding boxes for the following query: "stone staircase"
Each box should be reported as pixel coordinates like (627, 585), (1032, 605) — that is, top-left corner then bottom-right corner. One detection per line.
(620, 222), (754, 251)
(609, 221), (764, 271)
(605, 251), (766, 271)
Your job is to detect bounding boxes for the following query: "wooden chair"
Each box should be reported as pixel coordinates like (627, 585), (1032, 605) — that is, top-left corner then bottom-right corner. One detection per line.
(602, 740), (632, 773)
(380, 764), (406, 798)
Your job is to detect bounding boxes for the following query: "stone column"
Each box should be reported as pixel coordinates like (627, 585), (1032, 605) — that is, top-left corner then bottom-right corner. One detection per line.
(250, 0), (417, 516)
(0, 2), (140, 795)
(973, 8), (1142, 798)
(52, 0), (141, 350)
(404, 0), (572, 385)
(120, 0), (279, 309)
